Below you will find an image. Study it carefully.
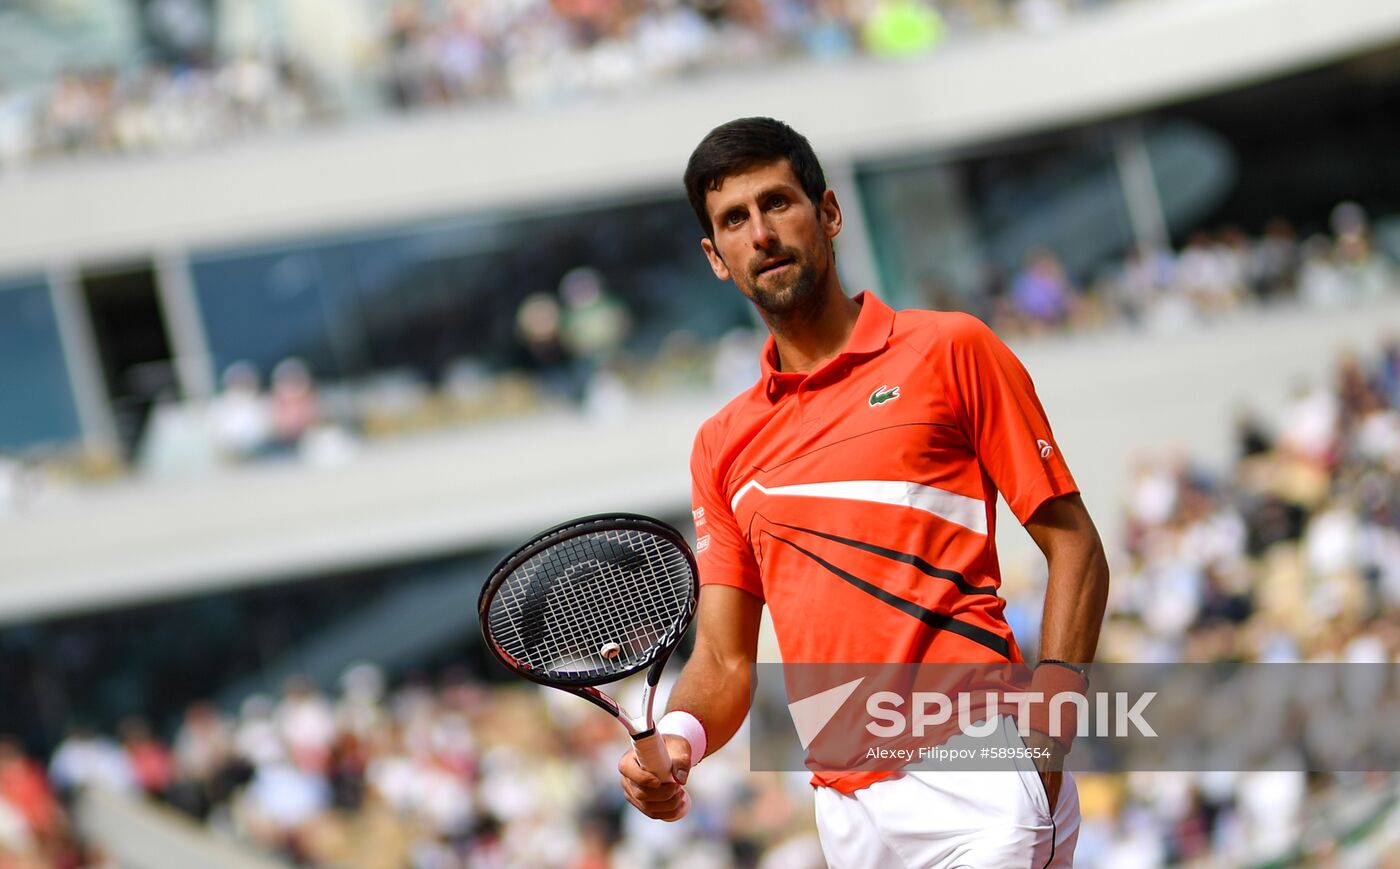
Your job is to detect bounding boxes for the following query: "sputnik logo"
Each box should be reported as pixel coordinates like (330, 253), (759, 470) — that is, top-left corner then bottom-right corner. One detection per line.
(787, 677), (866, 749)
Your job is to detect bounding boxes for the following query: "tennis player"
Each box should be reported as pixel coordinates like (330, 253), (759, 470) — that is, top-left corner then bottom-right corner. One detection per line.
(618, 117), (1110, 868)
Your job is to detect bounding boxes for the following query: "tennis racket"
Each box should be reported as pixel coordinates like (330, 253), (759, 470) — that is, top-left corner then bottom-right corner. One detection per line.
(478, 513), (700, 794)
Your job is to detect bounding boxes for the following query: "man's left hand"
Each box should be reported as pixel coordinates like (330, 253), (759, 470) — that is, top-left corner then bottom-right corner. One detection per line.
(1022, 729), (1065, 813)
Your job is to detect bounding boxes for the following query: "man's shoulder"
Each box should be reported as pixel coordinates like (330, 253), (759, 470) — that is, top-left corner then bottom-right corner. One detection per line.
(891, 307), (996, 352)
(693, 378), (766, 457)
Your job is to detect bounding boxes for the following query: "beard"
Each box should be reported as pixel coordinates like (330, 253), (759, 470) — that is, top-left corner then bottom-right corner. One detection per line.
(741, 248), (826, 320)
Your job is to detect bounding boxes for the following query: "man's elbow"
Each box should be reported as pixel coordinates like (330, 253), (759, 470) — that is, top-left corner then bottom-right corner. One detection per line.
(1031, 497), (1110, 589)
(691, 642), (755, 683)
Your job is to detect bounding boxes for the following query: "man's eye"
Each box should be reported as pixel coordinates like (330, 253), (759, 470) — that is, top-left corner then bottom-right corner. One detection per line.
(726, 212), (745, 226)
(766, 196), (787, 209)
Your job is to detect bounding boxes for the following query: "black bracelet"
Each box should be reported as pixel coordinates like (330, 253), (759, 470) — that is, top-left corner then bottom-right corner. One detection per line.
(1037, 658), (1092, 680)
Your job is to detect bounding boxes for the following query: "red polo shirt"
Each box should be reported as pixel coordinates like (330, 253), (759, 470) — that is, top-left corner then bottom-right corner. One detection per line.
(689, 292), (1079, 791)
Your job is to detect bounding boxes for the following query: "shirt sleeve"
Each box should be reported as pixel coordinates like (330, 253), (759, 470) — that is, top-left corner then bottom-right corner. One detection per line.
(690, 423), (765, 601)
(945, 314), (1079, 524)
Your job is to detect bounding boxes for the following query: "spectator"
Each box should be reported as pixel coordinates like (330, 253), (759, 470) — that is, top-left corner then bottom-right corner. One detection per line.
(1247, 217), (1299, 301)
(558, 267), (631, 366)
(237, 760), (331, 859)
(276, 676), (337, 775)
(120, 718), (176, 799)
(1234, 406), (1273, 461)
(558, 266), (633, 415)
(170, 702), (241, 818)
(1173, 230), (1244, 313)
(1336, 233), (1394, 301)
(0, 738), (64, 848)
(1277, 380), (1339, 468)
(48, 728), (136, 799)
(1109, 244), (1174, 324)
(234, 695), (285, 769)
(210, 361), (273, 462)
(1299, 234), (1349, 308)
(515, 291), (579, 402)
(1007, 246), (1075, 331)
(269, 358), (319, 451)
(861, 0), (945, 58)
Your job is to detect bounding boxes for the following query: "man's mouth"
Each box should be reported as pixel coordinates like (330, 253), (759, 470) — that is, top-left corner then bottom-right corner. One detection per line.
(756, 257), (795, 276)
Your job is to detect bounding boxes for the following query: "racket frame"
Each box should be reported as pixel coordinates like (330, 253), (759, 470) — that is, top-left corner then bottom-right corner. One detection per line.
(478, 513), (700, 782)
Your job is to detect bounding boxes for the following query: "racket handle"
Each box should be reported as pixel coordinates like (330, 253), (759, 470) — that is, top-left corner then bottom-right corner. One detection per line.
(632, 731), (675, 783)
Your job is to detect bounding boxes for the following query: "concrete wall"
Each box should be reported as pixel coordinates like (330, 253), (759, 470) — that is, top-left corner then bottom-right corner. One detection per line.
(74, 788), (289, 869)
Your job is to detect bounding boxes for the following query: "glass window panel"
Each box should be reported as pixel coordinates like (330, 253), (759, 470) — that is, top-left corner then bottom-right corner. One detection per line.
(1141, 119), (1236, 244)
(860, 161), (985, 309)
(190, 197), (750, 385)
(964, 133), (1135, 281)
(191, 247), (344, 381)
(858, 129), (1137, 313)
(0, 277), (81, 452)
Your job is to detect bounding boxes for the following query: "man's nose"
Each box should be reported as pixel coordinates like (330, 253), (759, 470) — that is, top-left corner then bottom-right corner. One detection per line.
(748, 214), (778, 248)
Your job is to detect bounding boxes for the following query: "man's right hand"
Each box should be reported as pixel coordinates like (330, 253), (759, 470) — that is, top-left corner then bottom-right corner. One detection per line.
(618, 733), (693, 821)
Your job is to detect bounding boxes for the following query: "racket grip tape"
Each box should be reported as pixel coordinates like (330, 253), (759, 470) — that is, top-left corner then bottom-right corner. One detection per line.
(631, 730), (675, 783)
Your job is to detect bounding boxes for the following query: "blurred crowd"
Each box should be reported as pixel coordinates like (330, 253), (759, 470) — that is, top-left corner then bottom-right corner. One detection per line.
(1107, 341), (1400, 662)
(0, 56), (320, 167)
(0, 739), (109, 868)
(0, 0), (1124, 168)
(5, 667), (823, 868)
(981, 202), (1397, 337)
(5, 336), (1400, 866)
(997, 332), (1400, 865)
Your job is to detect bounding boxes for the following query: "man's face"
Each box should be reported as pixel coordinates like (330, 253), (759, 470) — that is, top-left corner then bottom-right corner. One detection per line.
(700, 159), (842, 318)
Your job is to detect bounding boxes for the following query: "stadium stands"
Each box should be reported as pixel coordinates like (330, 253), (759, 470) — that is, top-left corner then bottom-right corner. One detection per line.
(1064, 333), (1400, 864)
(4, 332), (1398, 867)
(3, 1), (1400, 866)
(0, 0), (1135, 168)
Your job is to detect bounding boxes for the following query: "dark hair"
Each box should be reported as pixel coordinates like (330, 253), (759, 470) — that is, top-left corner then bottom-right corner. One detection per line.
(684, 117), (827, 239)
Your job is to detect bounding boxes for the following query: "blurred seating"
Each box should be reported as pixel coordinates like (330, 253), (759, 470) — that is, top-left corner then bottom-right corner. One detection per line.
(25, 668), (823, 868)
(11, 332), (1400, 866)
(0, 0), (1133, 169)
(997, 331), (1400, 865)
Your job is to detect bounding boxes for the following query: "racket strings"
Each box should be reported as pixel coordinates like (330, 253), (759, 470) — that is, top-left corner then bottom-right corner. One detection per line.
(497, 532), (687, 674)
(539, 533), (690, 670)
(488, 528), (693, 679)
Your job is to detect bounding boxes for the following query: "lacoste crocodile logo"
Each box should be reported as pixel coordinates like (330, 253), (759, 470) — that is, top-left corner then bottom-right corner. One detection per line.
(869, 385), (900, 407)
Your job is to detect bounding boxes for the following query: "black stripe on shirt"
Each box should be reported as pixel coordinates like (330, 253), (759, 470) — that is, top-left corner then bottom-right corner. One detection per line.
(770, 521), (998, 598)
(766, 532), (1011, 659)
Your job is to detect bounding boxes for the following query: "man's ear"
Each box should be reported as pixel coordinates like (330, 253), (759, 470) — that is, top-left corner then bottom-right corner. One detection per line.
(820, 189), (843, 241)
(701, 237), (731, 281)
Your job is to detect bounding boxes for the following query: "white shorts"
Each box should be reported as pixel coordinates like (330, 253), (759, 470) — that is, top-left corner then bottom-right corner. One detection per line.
(813, 717), (1081, 869)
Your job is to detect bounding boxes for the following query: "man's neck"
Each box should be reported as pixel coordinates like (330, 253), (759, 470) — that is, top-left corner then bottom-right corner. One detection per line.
(766, 287), (862, 374)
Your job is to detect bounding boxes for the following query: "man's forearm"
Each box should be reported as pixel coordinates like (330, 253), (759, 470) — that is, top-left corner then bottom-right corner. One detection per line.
(659, 584), (762, 760)
(1037, 533), (1109, 663)
(665, 646), (752, 758)
(1026, 495), (1111, 663)
(1022, 497), (1109, 770)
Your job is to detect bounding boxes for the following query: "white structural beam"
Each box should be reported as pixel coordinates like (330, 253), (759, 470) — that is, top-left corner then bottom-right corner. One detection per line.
(46, 263), (119, 453)
(153, 249), (218, 401)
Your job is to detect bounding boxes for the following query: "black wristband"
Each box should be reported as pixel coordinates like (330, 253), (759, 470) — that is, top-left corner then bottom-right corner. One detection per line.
(1037, 658), (1091, 680)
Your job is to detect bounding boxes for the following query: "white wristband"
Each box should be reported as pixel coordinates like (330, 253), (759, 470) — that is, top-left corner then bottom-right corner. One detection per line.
(657, 710), (707, 764)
